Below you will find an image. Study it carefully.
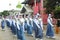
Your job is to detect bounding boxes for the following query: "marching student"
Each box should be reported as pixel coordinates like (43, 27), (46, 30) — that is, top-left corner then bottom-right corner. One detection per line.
(46, 14), (55, 38)
(33, 13), (43, 40)
(6, 17), (10, 28)
(27, 15), (33, 36)
(19, 14), (25, 32)
(38, 14), (43, 40)
(11, 15), (17, 35)
(1, 17), (6, 31)
(6, 16), (11, 28)
(16, 14), (26, 40)
(24, 15), (28, 32)
(38, 14), (43, 31)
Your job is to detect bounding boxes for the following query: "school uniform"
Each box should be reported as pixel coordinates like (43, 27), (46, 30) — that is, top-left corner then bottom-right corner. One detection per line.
(33, 18), (43, 39)
(19, 18), (25, 32)
(11, 19), (17, 35)
(33, 13), (43, 40)
(1, 19), (6, 30)
(24, 18), (28, 31)
(16, 18), (25, 40)
(46, 17), (54, 38)
(6, 19), (11, 28)
(27, 18), (33, 35)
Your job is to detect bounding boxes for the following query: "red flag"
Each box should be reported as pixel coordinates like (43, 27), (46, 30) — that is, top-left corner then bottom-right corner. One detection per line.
(33, 3), (39, 15)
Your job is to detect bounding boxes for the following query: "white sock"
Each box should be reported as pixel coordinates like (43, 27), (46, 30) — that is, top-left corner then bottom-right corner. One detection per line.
(51, 36), (55, 38)
(31, 34), (33, 36)
(40, 39), (43, 40)
(35, 38), (38, 40)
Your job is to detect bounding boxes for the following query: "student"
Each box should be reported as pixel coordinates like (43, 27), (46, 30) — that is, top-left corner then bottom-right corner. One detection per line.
(11, 16), (17, 35)
(27, 15), (33, 36)
(19, 14), (25, 32)
(33, 14), (43, 40)
(1, 17), (6, 31)
(46, 14), (55, 38)
(16, 14), (26, 40)
(24, 15), (28, 32)
(6, 18), (10, 27)
(6, 17), (11, 28)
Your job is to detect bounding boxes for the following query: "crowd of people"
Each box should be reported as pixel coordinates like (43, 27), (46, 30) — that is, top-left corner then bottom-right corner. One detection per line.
(0, 13), (55, 40)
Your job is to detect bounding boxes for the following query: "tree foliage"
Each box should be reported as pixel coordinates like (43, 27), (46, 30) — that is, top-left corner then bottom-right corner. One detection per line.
(54, 6), (60, 19)
(45, 0), (60, 19)
(0, 10), (10, 16)
(45, 0), (57, 14)
(16, 1), (22, 8)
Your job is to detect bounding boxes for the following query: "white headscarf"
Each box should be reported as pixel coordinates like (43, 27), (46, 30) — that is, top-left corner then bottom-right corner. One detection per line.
(48, 14), (51, 18)
(35, 13), (40, 18)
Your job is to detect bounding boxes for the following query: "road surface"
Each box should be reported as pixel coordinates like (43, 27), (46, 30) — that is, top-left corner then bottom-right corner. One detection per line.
(0, 25), (60, 40)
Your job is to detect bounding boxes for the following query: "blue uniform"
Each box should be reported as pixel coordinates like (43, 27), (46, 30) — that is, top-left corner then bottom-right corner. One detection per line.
(11, 19), (17, 35)
(33, 18), (43, 39)
(6, 19), (11, 28)
(1, 20), (5, 29)
(24, 18), (28, 31)
(46, 17), (54, 37)
(16, 19), (25, 40)
(27, 18), (33, 35)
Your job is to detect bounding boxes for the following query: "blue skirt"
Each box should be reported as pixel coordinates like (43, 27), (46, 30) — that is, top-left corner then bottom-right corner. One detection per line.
(27, 25), (33, 34)
(6, 20), (11, 28)
(11, 23), (16, 35)
(33, 21), (43, 39)
(1, 21), (5, 29)
(24, 23), (27, 30)
(35, 26), (43, 39)
(17, 25), (25, 40)
(46, 23), (54, 37)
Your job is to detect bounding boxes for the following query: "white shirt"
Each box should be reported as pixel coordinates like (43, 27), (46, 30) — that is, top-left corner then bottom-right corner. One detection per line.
(19, 18), (25, 32)
(29, 18), (33, 27)
(39, 18), (43, 30)
(16, 19), (20, 30)
(33, 18), (40, 28)
(47, 18), (53, 27)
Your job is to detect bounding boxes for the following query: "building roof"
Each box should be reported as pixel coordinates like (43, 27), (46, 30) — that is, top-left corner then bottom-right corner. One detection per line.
(21, 6), (33, 13)
(20, 7), (26, 13)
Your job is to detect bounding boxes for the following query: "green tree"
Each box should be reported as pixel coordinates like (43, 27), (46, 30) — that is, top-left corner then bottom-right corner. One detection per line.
(54, 6), (60, 19)
(45, 0), (60, 13)
(0, 12), (2, 16)
(2, 10), (10, 16)
(45, 0), (57, 14)
(16, 1), (22, 8)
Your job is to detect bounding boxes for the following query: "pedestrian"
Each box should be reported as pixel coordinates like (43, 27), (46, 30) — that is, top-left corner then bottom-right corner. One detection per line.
(33, 13), (43, 40)
(46, 14), (55, 38)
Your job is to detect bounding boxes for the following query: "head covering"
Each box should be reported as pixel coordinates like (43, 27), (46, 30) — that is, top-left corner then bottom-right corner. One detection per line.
(48, 14), (51, 18)
(35, 13), (41, 18)
(35, 15), (38, 18)
(35, 13), (39, 18)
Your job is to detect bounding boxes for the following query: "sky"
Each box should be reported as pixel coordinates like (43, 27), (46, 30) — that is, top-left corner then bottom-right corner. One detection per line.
(0, 0), (24, 12)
